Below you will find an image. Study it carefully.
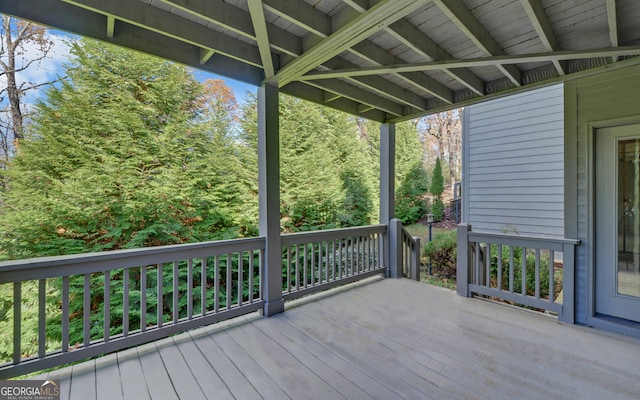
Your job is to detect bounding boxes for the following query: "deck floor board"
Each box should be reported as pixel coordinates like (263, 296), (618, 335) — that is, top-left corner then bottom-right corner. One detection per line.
(37, 278), (640, 400)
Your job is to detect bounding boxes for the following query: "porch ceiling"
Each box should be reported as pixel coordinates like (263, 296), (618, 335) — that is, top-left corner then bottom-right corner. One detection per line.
(2, 0), (640, 122)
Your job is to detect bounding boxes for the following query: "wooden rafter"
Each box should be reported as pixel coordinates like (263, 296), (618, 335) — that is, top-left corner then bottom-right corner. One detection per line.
(606, 0), (619, 62)
(519, 0), (564, 75)
(247, 0), (275, 78)
(265, 0), (429, 87)
(433, 0), (522, 86)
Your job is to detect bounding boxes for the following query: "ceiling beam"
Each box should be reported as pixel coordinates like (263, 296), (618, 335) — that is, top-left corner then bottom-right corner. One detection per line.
(606, 0), (618, 62)
(519, 0), (564, 75)
(432, 0), (522, 86)
(106, 15), (115, 38)
(63, 0), (264, 67)
(199, 48), (215, 65)
(0, 0), (265, 85)
(304, 80), (404, 116)
(298, 46), (640, 80)
(265, 0), (429, 87)
(247, 0), (275, 78)
(262, 0), (428, 110)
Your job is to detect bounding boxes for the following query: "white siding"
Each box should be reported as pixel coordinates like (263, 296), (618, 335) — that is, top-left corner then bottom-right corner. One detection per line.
(463, 84), (564, 236)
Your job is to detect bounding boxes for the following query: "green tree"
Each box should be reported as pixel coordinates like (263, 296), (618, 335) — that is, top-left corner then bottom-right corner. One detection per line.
(430, 157), (445, 221)
(0, 39), (253, 259)
(395, 162), (429, 224)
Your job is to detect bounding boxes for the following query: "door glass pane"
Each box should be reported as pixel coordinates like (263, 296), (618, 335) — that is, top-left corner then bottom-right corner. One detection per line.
(618, 139), (640, 297)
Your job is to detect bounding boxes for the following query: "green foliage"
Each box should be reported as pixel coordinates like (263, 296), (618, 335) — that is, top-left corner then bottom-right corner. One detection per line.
(423, 230), (457, 279)
(431, 199), (445, 222)
(429, 157), (445, 221)
(489, 246), (554, 299)
(0, 39), (256, 259)
(395, 163), (429, 224)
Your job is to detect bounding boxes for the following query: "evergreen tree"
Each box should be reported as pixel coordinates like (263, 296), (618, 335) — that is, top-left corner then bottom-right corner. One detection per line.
(430, 157), (445, 221)
(395, 163), (429, 224)
(0, 39), (253, 259)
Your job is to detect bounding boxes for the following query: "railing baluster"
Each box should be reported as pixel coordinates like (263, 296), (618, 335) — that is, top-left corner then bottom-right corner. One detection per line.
(509, 246), (514, 293)
(13, 282), (21, 364)
(157, 263), (163, 328)
(259, 249), (264, 301)
(286, 246), (292, 293)
(84, 273), (91, 348)
(485, 243), (491, 288)
(214, 256), (220, 313)
(535, 249), (540, 299)
(226, 254), (232, 310)
(497, 245), (503, 291)
(38, 279), (46, 358)
(474, 242), (480, 285)
(201, 258), (207, 315)
(248, 252), (254, 304)
(521, 248), (527, 296)
(325, 241), (330, 282)
(188, 259), (194, 320)
(140, 267), (146, 332)
(172, 262), (179, 324)
(311, 242), (317, 286)
(303, 244), (308, 288)
(549, 250), (555, 302)
(62, 276), (69, 352)
(104, 271), (111, 341)
(124, 268), (130, 336)
(238, 252), (244, 306)
(295, 245), (300, 290)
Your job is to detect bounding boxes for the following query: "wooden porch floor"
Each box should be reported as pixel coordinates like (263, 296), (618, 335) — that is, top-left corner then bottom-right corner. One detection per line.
(36, 277), (640, 400)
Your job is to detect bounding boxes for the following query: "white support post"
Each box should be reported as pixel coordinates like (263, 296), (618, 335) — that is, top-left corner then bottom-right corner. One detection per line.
(380, 122), (395, 275)
(258, 83), (285, 317)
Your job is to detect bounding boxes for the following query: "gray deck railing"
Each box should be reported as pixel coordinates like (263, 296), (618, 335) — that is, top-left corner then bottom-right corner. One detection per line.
(0, 224), (392, 378)
(387, 219), (420, 280)
(457, 224), (580, 323)
(0, 237), (266, 378)
(280, 225), (387, 301)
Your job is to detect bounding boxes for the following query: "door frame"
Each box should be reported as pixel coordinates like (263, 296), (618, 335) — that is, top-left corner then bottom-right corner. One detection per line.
(585, 117), (640, 335)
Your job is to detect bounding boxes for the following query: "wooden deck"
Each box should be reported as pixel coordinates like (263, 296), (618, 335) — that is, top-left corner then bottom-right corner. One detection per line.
(36, 277), (640, 400)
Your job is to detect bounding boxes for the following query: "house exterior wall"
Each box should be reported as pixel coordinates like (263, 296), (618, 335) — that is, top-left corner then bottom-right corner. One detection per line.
(462, 84), (564, 236)
(565, 63), (640, 331)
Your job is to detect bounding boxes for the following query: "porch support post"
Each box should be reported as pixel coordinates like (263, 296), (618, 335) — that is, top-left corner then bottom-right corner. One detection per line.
(379, 122), (395, 224)
(389, 219), (402, 278)
(559, 242), (576, 324)
(258, 83), (285, 317)
(380, 123), (396, 276)
(456, 223), (471, 297)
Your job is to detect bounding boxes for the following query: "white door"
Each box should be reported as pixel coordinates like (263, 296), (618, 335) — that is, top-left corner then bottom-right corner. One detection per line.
(595, 124), (640, 321)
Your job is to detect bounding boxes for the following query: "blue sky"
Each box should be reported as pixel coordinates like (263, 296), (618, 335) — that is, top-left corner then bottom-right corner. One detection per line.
(11, 28), (257, 106)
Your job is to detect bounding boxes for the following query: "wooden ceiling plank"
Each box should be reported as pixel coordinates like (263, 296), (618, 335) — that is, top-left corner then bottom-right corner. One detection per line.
(433, 0), (522, 86)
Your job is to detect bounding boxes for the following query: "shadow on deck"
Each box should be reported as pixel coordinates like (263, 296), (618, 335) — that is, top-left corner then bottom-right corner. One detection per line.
(36, 277), (640, 400)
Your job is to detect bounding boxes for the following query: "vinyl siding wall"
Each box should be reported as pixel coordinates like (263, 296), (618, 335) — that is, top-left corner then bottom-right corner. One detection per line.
(462, 84), (564, 237)
(565, 63), (640, 327)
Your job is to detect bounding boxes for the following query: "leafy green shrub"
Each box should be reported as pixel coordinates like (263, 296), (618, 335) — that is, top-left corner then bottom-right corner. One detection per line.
(488, 246), (555, 299)
(423, 230), (457, 279)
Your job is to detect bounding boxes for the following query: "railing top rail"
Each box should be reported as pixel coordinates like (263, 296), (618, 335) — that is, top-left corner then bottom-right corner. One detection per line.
(468, 231), (580, 250)
(281, 224), (386, 246)
(0, 236), (266, 283)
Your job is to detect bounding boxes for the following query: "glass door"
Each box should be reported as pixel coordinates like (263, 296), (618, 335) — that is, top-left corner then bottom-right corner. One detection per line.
(595, 124), (640, 321)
